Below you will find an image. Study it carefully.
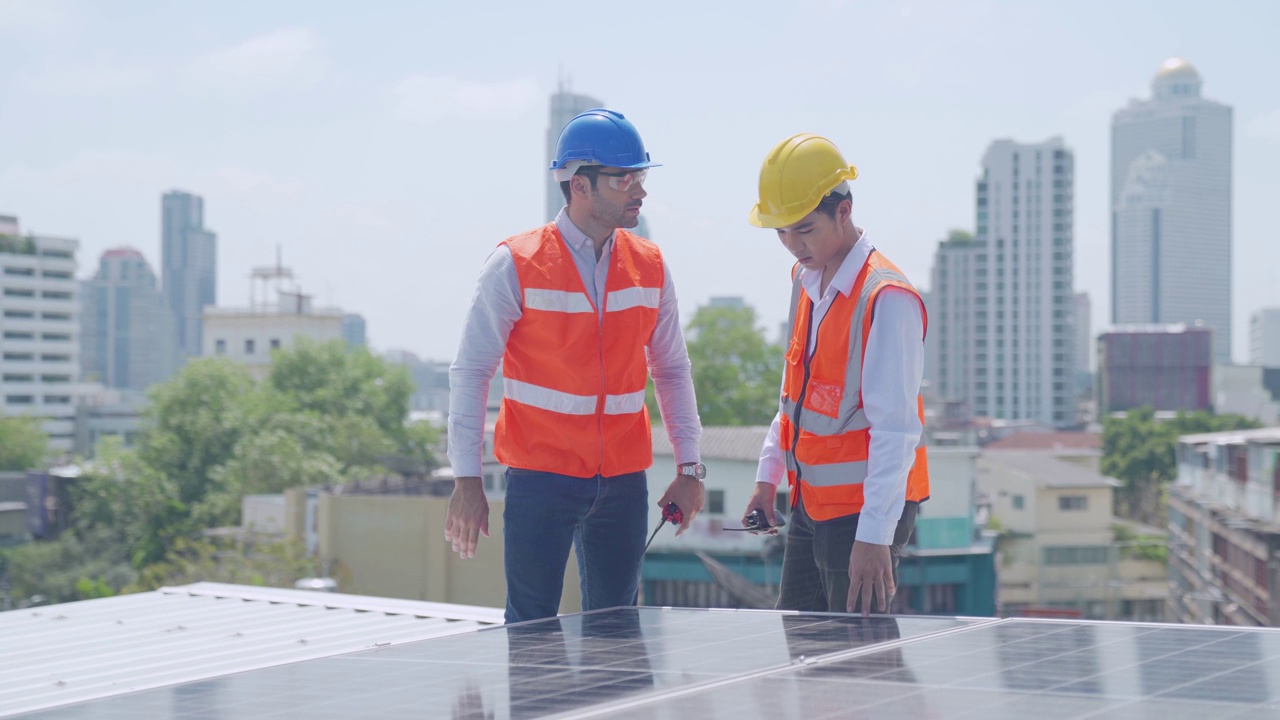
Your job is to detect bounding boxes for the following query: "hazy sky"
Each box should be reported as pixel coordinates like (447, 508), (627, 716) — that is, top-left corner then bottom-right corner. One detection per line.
(2, 0), (1278, 363)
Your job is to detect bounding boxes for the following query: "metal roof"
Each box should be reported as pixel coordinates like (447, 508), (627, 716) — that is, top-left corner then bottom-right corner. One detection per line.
(653, 426), (770, 463)
(980, 450), (1122, 489)
(0, 582), (502, 718)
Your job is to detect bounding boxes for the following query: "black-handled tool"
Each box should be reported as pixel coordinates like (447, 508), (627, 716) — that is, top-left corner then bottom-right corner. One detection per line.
(643, 502), (683, 553)
(723, 508), (786, 534)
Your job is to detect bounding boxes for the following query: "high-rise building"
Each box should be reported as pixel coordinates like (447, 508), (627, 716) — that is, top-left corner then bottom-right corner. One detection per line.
(342, 313), (367, 348)
(1074, 292), (1092, 397)
(1, 215), (84, 451)
(932, 139), (1076, 428)
(80, 248), (178, 391)
(545, 85), (603, 223)
(1250, 308), (1280, 368)
(1074, 293), (1091, 373)
(1111, 58), (1233, 363)
(929, 230), (982, 409)
(162, 190), (217, 359)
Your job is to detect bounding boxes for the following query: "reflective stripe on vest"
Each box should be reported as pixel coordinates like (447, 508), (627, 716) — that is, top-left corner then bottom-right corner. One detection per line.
(494, 223), (664, 478)
(781, 249), (930, 521)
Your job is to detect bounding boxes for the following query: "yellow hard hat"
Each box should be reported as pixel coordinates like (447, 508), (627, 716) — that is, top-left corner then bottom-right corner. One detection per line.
(748, 133), (858, 228)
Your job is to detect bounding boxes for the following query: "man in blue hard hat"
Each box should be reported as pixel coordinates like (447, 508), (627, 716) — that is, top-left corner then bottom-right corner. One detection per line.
(446, 109), (706, 623)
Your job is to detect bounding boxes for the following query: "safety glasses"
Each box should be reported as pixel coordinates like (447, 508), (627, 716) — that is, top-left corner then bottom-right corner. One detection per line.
(584, 168), (647, 192)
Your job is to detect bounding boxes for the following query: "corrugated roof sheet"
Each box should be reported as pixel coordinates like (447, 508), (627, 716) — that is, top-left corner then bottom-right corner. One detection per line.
(652, 426), (769, 462)
(980, 450), (1121, 489)
(0, 582), (502, 718)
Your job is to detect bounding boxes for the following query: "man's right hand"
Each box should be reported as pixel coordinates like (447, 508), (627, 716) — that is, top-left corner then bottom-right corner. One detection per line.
(741, 481), (781, 534)
(444, 476), (489, 559)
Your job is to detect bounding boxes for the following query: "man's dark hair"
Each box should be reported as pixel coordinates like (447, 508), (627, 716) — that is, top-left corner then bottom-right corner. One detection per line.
(814, 186), (851, 220)
(559, 170), (600, 205)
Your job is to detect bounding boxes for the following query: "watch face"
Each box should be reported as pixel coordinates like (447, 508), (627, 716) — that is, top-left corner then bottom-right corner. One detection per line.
(683, 464), (706, 479)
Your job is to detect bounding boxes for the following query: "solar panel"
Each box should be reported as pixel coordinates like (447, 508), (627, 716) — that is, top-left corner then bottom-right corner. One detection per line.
(16, 608), (1280, 719)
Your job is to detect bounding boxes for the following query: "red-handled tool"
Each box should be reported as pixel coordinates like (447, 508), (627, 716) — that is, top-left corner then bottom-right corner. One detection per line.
(643, 502), (683, 553)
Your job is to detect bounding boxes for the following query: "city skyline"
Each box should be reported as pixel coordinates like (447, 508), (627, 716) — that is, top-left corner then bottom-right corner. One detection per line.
(2, 1), (1278, 362)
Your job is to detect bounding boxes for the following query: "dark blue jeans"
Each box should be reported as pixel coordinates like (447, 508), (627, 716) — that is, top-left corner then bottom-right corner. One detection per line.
(502, 467), (649, 624)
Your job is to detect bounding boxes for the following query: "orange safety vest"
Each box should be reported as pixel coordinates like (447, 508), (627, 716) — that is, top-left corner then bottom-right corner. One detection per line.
(494, 223), (663, 478)
(780, 250), (930, 521)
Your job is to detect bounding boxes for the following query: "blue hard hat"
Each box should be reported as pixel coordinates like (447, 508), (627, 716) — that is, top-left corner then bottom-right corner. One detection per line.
(549, 109), (661, 175)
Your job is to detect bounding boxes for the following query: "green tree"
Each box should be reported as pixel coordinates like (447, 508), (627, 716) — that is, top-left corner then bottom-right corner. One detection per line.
(4, 341), (420, 606)
(266, 340), (413, 445)
(682, 304), (783, 426)
(139, 358), (257, 508)
(1102, 406), (1261, 523)
(0, 416), (48, 471)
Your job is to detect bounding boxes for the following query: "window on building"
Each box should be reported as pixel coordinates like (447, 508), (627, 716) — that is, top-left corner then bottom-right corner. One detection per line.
(41, 312), (71, 321)
(1059, 495), (1087, 511)
(245, 339), (256, 355)
(270, 338), (281, 350)
(4, 395), (34, 404)
(215, 339), (227, 356)
(40, 290), (72, 300)
(3, 353), (33, 361)
(707, 489), (725, 515)
(3, 374), (34, 383)
(3, 331), (34, 340)
(41, 333), (70, 342)
(40, 354), (70, 362)
(3, 266), (34, 276)
(3, 310), (33, 319)
(3, 288), (34, 297)
(1012, 495), (1024, 510)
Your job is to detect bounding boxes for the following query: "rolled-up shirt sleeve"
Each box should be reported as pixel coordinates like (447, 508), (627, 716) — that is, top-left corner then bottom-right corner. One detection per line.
(646, 262), (701, 465)
(855, 287), (925, 545)
(447, 246), (521, 478)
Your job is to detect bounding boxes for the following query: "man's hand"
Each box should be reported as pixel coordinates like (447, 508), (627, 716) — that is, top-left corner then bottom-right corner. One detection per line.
(444, 476), (489, 559)
(741, 482), (781, 534)
(657, 474), (704, 537)
(847, 540), (894, 616)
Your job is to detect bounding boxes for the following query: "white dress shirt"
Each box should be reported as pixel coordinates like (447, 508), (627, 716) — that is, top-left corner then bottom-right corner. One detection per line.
(755, 229), (925, 545)
(447, 208), (701, 478)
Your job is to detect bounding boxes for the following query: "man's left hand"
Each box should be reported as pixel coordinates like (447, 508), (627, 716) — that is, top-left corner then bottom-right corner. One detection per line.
(657, 475), (704, 537)
(847, 540), (895, 616)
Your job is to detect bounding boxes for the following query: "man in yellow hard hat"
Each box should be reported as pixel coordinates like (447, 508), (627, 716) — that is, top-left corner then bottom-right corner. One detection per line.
(741, 133), (930, 616)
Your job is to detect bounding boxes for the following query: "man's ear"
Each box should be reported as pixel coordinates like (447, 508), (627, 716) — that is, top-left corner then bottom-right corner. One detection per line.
(839, 198), (853, 223)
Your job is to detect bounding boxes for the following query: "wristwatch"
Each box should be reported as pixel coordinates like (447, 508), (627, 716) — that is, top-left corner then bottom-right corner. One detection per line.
(678, 463), (707, 480)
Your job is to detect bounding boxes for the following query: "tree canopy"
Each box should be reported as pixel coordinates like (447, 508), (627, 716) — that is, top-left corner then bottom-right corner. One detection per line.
(0, 416), (48, 471)
(1102, 406), (1261, 523)
(1, 340), (435, 606)
(682, 304), (783, 426)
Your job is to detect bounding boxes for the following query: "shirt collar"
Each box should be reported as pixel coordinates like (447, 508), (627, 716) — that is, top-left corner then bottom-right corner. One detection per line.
(799, 226), (874, 301)
(555, 207), (613, 254)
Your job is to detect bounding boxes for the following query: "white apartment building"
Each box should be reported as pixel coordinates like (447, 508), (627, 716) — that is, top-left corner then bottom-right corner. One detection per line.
(1111, 58), (1233, 362)
(202, 291), (343, 378)
(933, 138), (1077, 428)
(1, 215), (86, 452)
